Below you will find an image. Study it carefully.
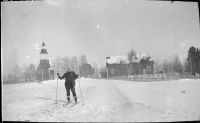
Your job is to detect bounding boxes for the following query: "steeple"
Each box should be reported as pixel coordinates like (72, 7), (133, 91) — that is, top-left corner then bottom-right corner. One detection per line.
(42, 42), (45, 46)
(38, 42), (51, 70)
(40, 42), (48, 54)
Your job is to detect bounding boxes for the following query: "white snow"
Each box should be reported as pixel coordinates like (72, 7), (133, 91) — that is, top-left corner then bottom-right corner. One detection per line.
(3, 78), (200, 122)
(107, 55), (129, 64)
(106, 53), (153, 64)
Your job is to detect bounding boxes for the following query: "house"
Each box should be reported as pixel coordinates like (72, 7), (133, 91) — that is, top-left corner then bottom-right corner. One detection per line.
(36, 42), (54, 81)
(106, 53), (154, 77)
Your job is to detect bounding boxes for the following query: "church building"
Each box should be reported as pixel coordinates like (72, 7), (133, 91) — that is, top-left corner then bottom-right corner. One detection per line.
(36, 42), (54, 81)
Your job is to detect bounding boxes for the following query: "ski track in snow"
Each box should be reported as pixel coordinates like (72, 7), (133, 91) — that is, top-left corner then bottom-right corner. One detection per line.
(3, 79), (200, 122)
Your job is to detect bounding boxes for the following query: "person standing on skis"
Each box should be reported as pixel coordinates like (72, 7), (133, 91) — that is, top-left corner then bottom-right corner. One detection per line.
(57, 68), (79, 103)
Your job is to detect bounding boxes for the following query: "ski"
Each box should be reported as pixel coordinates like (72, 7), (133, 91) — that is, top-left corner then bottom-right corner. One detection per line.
(70, 101), (81, 107)
(63, 101), (73, 106)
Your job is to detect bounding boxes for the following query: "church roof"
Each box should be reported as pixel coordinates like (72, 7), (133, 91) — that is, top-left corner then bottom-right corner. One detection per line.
(37, 63), (51, 70)
(40, 49), (48, 54)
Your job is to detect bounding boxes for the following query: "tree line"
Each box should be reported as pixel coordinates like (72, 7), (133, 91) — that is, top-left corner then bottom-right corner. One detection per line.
(3, 54), (99, 84)
(3, 46), (199, 84)
(154, 46), (200, 76)
(3, 63), (37, 84)
(51, 54), (98, 78)
(126, 46), (200, 77)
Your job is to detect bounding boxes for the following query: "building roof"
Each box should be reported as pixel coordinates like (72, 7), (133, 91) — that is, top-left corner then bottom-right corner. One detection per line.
(106, 55), (129, 64)
(37, 63), (51, 70)
(40, 49), (48, 54)
(106, 53), (153, 64)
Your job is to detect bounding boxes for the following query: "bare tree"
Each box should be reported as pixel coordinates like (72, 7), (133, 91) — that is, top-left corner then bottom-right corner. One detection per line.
(162, 56), (174, 74)
(71, 55), (78, 73)
(62, 56), (71, 73)
(183, 59), (191, 72)
(127, 49), (137, 76)
(162, 59), (169, 73)
(7, 74), (15, 83)
(28, 63), (36, 81)
(79, 55), (87, 65)
(52, 56), (62, 75)
(172, 54), (183, 74)
(22, 64), (29, 82)
(154, 57), (162, 73)
(78, 55), (87, 74)
(13, 65), (22, 82)
(168, 56), (173, 74)
(162, 55), (184, 78)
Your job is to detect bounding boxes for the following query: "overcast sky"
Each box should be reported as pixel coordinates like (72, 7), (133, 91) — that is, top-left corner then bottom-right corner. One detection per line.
(2, 0), (200, 75)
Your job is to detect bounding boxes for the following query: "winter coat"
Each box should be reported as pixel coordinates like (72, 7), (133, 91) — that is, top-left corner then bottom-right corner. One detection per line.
(58, 71), (78, 86)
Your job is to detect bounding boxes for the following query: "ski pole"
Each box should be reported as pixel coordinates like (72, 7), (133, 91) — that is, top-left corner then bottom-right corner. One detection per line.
(55, 75), (59, 104)
(78, 78), (84, 105)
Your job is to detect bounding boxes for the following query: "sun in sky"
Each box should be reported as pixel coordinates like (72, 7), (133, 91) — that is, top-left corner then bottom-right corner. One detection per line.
(96, 25), (100, 29)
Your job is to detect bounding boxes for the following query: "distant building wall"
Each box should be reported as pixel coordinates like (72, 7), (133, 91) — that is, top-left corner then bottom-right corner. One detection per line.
(36, 69), (54, 81)
(107, 62), (154, 77)
(106, 54), (154, 77)
(100, 72), (107, 78)
(107, 64), (128, 77)
(36, 70), (43, 81)
(43, 69), (49, 80)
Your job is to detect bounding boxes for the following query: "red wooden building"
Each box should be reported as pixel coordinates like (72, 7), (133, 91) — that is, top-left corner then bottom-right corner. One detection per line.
(104, 54), (154, 77)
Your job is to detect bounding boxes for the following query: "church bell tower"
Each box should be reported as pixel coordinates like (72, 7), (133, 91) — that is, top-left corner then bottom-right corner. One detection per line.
(40, 42), (50, 66)
(36, 42), (54, 81)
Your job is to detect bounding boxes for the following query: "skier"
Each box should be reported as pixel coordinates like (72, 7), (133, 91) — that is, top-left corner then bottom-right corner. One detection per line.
(57, 68), (79, 103)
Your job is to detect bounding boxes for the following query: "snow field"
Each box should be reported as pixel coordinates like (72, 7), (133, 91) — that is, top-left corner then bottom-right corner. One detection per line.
(3, 78), (200, 122)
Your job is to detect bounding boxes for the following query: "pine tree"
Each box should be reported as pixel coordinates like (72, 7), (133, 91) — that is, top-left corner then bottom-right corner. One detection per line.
(187, 46), (200, 76)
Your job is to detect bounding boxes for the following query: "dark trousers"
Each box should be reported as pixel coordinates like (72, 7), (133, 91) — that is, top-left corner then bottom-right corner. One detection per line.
(65, 82), (77, 98)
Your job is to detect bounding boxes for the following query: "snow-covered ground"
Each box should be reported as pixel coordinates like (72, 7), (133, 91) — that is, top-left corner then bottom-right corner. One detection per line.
(3, 78), (200, 122)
